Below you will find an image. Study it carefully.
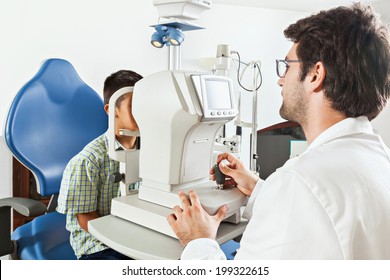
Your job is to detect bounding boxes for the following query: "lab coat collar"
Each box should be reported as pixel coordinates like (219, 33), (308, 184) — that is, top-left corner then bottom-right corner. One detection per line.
(306, 116), (373, 152)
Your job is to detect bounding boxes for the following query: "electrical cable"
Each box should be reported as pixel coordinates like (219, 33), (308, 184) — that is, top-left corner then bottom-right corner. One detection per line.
(231, 51), (262, 92)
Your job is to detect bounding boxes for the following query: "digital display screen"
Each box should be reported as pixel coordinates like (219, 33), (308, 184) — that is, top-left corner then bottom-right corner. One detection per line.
(205, 80), (232, 110)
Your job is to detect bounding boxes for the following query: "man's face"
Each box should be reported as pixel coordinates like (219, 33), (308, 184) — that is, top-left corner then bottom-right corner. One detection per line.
(278, 43), (309, 124)
(115, 92), (138, 132)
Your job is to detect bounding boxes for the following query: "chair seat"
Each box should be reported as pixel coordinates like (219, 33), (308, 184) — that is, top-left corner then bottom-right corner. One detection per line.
(221, 239), (240, 260)
(12, 212), (76, 260)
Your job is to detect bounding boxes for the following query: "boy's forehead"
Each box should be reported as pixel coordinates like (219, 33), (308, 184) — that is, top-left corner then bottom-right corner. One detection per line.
(114, 91), (133, 108)
(119, 92), (133, 98)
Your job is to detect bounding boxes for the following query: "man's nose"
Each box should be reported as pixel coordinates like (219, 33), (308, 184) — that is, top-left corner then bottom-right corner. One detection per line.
(277, 77), (284, 87)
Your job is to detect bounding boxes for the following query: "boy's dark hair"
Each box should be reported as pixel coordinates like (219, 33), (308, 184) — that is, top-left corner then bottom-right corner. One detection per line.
(103, 70), (143, 106)
(284, 3), (390, 120)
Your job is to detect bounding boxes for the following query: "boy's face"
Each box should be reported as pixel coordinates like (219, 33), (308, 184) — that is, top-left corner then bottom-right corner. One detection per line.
(115, 92), (138, 133)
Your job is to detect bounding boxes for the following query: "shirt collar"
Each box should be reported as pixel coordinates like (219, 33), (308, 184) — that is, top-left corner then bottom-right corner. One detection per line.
(306, 116), (373, 152)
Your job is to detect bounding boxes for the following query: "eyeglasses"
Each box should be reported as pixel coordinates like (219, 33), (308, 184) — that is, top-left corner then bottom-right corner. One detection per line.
(276, 59), (302, 78)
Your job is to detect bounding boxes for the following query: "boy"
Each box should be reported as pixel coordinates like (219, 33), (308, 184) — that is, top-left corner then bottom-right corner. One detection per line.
(57, 70), (143, 260)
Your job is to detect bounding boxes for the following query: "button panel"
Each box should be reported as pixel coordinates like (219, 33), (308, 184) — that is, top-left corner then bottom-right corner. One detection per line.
(208, 110), (236, 118)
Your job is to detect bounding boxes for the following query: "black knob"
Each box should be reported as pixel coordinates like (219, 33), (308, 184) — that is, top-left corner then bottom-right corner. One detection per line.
(214, 164), (225, 186)
(110, 172), (123, 183)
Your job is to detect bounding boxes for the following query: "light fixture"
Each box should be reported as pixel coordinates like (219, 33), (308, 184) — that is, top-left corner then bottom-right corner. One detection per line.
(150, 24), (185, 48)
(167, 28), (184, 46)
(151, 32), (164, 48)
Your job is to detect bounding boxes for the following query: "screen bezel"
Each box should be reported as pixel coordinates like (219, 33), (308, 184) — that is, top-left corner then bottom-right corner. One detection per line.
(197, 75), (237, 120)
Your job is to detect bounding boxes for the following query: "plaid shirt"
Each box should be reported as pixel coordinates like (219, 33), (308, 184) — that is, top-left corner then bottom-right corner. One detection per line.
(57, 132), (124, 258)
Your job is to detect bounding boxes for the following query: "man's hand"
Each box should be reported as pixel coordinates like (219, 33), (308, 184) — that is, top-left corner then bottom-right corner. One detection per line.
(167, 190), (228, 246)
(210, 153), (258, 196)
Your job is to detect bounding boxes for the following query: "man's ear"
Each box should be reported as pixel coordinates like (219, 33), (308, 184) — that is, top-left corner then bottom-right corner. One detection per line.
(309, 61), (326, 92)
(104, 104), (109, 115)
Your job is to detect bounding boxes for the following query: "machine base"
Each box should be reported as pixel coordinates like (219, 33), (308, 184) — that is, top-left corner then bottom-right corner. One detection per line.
(89, 214), (247, 259)
(111, 189), (246, 238)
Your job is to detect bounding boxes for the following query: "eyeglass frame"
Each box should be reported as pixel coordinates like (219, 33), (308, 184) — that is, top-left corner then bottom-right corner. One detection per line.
(276, 59), (302, 78)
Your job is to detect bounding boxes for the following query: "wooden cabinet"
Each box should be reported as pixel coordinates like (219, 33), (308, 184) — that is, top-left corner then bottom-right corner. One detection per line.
(12, 158), (50, 230)
(256, 121), (305, 180)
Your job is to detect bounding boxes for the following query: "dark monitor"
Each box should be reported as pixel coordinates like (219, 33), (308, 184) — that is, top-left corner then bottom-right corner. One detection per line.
(254, 122), (306, 180)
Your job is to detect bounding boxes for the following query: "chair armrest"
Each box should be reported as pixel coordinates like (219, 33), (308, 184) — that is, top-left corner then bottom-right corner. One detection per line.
(0, 197), (47, 217)
(0, 197), (47, 257)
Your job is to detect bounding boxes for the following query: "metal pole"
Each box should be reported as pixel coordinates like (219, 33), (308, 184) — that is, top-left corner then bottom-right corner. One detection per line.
(251, 63), (258, 173)
(168, 45), (181, 70)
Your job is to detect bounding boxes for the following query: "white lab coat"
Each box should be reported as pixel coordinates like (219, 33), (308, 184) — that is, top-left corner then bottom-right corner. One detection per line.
(181, 117), (390, 259)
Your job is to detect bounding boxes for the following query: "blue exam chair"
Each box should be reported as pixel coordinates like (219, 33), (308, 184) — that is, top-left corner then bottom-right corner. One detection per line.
(0, 59), (108, 259)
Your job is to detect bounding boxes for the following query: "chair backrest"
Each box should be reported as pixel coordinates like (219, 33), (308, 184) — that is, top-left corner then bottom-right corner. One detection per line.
(4, 59), (108, 196)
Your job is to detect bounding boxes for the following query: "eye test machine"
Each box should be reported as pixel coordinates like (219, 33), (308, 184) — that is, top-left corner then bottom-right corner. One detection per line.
(88, 73), (249, 259)
(112, 71), (247, 236)
(88, 0), (248, 259)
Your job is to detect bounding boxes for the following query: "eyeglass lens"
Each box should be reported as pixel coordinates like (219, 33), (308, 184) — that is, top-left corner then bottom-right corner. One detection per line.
(276, 60), (288, 78)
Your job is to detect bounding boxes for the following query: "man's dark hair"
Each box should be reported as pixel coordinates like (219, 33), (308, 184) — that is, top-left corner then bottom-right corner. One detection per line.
(103, 70), (143, 105)
(284, 3), (390, 120)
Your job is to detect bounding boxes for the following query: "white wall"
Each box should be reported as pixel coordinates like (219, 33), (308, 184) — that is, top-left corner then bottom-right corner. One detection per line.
(0, 0), (305, 200)
(372, 0), (390, 22)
